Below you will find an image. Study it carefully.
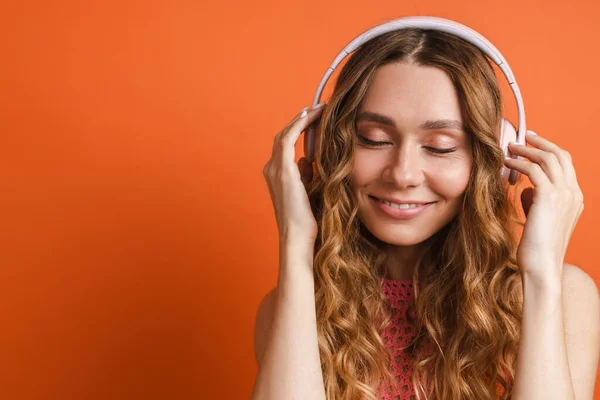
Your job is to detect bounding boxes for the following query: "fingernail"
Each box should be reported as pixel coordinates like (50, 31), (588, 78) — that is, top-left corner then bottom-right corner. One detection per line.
(509, 141), (521, 147)
(527, 130), (537, 136)
(299, 106), (308, 118)
(312, 102), (325, 109)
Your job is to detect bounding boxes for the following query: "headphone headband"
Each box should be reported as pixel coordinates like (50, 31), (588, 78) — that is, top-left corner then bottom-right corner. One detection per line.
(305, 16), (527, 185)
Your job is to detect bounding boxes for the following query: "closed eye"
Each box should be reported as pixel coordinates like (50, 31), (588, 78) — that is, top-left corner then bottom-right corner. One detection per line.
(356, 135), (457, 154)
(356, 135), (391, 147)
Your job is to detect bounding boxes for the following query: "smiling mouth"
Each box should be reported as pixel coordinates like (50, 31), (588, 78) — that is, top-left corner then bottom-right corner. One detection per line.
(369, 195), (436, 208)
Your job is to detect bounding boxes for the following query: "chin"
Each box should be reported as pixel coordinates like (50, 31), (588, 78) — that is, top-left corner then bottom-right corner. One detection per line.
(366, 225), (436, 247)
(356, 203), (457, 247)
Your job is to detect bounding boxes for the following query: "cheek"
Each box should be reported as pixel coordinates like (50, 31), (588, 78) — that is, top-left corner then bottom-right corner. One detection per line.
(351, 153), (385, 187)
(351, 151), (473, 197)
(427, 158), (472, 197)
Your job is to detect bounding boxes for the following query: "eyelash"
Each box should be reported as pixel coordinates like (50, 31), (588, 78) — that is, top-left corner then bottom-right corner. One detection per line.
(357, 135), (457, 154)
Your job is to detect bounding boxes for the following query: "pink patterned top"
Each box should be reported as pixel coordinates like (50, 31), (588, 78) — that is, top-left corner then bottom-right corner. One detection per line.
(375, 278), (509, 399)
(376, 278), (430, 400)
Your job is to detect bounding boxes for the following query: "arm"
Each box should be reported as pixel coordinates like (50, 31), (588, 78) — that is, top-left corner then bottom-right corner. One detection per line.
(511, 273), (576, 399)
(250, 240), (326, 400)
(511, 264), (600, 400)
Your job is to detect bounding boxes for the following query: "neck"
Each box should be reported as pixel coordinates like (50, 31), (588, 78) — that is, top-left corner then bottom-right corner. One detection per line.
(383, 244), (421, 280)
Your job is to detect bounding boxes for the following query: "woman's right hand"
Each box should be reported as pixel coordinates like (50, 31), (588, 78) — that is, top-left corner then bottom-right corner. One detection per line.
(263, 103), (325, 245)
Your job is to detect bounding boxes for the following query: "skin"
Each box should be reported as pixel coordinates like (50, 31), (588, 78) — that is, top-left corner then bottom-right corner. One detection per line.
(349, 61), (473, 280)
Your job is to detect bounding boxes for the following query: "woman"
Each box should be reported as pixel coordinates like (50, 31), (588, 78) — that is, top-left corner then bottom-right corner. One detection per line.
(253, 27), (592, 400)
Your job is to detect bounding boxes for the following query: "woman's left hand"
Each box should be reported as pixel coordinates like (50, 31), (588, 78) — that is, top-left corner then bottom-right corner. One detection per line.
(503, 131), (584, 286)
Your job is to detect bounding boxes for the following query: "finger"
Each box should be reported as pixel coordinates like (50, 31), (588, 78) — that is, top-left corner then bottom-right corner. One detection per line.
(280, 103), (325, 165)
(523, 131), (578, 187)
(508, 141), (564, 186)
(272, 106), (309, 155)
(503, 157), (551, 188)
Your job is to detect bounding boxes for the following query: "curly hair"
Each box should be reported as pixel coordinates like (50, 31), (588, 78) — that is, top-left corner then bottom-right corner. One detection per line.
(305, 27), (528, 400)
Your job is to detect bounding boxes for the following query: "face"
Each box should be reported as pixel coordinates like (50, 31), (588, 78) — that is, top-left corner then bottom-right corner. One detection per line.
(350, 62), (473, 250)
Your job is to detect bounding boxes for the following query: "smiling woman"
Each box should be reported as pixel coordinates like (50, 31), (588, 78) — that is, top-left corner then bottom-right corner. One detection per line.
(296, 27), (522, 400)
(254, 18), (597, 400)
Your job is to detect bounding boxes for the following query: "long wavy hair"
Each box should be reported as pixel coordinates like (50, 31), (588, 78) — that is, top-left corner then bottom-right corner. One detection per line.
(305, 27), (527, 400)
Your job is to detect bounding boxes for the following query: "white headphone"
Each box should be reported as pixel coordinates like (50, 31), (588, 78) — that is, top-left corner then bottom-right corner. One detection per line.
(303, 16), (526, 185)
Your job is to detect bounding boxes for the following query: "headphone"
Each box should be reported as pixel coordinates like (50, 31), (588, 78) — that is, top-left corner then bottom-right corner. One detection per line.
(303, 16), (527, 185)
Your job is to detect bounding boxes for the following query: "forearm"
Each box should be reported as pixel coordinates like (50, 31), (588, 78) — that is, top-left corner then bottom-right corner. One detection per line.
(251, 241), (326, 400)
(511, 275), (575, 400)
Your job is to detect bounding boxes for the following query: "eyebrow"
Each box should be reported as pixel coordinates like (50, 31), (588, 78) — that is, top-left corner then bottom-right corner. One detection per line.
(357, 111), (465, 132)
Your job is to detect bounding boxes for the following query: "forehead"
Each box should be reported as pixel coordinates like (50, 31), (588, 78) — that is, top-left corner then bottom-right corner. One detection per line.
(360, 62), (462, 123)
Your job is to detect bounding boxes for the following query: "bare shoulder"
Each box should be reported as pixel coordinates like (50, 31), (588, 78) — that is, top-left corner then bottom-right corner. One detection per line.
(562, 263), (599, 299)
(253, 287), (278, 366)
(561, 263), (600, 400)
(561, 262), (599, 329)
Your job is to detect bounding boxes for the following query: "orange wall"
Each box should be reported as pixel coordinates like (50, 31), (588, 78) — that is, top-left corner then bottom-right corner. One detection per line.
(1, 0), (599, 398)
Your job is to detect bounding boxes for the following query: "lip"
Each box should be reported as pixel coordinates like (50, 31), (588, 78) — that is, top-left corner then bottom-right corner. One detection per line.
(370, 195), (434, 205)
(370, 196), (436, 220)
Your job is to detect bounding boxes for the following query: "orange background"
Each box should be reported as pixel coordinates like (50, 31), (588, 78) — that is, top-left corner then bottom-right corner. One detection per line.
(1, 0), (599, 398)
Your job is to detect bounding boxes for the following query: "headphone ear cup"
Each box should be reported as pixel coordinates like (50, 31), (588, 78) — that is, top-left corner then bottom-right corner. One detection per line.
(499, 118), (520, 185)
(304, 116), (323, 164)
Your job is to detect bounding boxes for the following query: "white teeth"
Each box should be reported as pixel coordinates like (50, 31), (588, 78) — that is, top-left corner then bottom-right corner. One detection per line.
(377, 199), (427, 209)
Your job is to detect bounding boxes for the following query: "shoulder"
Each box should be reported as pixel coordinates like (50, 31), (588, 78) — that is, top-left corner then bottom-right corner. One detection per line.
(561, 263), (600, 400)
(561, 262), (599, 328)
(253, 287), (278, 366)
(562, 263), (598, 292)
(562, 263), (599, 311)
(562, 263), (599, 330)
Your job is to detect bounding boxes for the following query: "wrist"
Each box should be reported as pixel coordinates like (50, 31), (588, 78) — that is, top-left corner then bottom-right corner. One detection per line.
(280, 233), (315, 251)
(279, 237), (315, 266)
(521, 272), (563, 296)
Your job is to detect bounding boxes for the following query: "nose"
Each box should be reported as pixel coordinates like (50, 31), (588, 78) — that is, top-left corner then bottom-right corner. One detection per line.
(381, 141), (425, 188)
